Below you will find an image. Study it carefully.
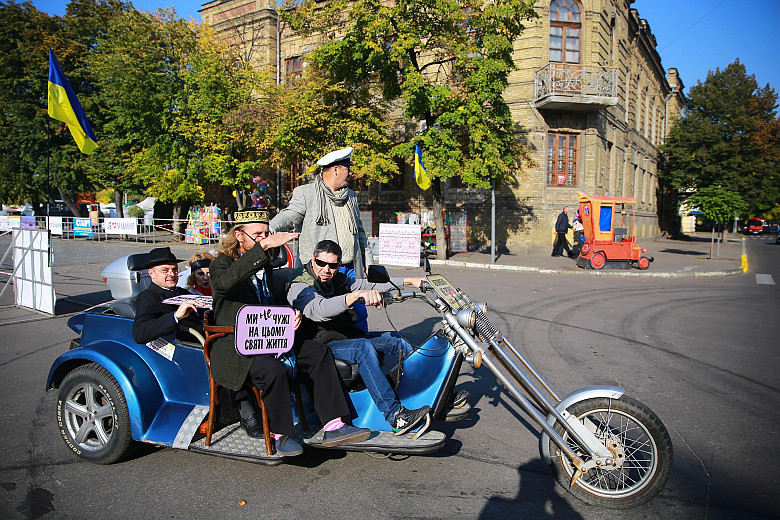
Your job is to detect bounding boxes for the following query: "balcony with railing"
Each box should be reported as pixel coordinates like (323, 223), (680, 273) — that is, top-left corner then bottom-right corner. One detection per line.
(534, 63), (618, 111)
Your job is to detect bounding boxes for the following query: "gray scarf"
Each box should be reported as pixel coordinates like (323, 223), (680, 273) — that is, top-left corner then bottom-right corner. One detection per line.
(314, 173), (359, 235)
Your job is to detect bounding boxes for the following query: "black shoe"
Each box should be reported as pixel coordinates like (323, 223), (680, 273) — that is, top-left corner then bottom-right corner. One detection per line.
(391, 405), (431, 435)
(240, 414), (263, 438)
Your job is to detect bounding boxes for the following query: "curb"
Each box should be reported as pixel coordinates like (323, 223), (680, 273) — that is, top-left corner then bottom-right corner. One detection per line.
(428, 259), (745, 278)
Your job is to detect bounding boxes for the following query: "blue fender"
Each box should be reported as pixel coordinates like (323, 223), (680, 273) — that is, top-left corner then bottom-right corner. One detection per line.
(539, 386), (624, 465)
(347, 333), (455, 431)
(47, 313), (211, 446)
(47, 344), (164, 443)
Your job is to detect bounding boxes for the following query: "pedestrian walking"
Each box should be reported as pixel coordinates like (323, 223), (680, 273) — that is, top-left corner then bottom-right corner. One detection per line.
(551, 205), (574, 258)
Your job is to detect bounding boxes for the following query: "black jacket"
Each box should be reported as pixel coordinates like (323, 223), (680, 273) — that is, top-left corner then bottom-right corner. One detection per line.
(132, 283), (204, 345)
(555, 211), (571, 234)
(208, 245), (275, 391)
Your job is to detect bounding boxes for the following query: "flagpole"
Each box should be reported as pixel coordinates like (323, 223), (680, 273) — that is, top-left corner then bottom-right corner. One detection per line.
(46, 113), (51, 220)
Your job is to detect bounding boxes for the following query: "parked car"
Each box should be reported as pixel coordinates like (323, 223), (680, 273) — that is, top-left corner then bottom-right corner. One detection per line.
(776, 226), (780, 245)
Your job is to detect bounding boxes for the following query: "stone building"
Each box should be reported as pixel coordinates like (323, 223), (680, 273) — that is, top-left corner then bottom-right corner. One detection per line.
(200, 0), (684, 253)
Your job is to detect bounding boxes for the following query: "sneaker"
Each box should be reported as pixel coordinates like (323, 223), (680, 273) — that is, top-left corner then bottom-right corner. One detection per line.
(391, 405), (431, 435)
(274, 435), (304, 457)
(447, 390), (469, 409)
(319, 425), (371, 447)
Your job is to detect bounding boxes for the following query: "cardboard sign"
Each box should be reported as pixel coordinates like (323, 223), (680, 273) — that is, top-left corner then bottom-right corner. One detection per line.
(235, 305), (295, 358)
(378, 223), (421, 267)
(20, 216), (35, 229)
(0, 216), (8, 231)
(48, 216), (63, 235)
(162, 294), (213, 309)
(104, 217), (138, 235)
(73, 217), (93, 237)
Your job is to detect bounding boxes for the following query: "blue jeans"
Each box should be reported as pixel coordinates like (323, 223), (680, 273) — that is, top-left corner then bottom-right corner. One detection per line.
(327, 332), (412, 422)
(339, 263), (368, 332)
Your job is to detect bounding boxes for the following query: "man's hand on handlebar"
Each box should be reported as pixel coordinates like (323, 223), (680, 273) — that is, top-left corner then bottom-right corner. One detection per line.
(403, 277), (425, 289)
(347, 289), (383, 308)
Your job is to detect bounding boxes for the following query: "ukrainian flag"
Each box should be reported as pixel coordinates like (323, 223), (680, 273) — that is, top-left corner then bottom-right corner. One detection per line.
(48, 48), (97, 155)
(414, 142), (431, 190)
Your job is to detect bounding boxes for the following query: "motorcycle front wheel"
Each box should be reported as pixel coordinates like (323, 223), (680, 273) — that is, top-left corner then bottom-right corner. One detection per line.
(548, 396), (673, 509)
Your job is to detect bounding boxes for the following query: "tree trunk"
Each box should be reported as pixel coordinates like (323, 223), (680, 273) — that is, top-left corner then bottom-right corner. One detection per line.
(172, 203), (185, 241)
(114, 189), (124, 218)
(432, 178), (447, 260)
(57, 187), (81, 217)
(235, 191), (246, 210)
(709, 226), (714, 259)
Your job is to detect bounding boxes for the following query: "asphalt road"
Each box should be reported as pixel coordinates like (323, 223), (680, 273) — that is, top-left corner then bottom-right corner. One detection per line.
(0, 235), (778, 519)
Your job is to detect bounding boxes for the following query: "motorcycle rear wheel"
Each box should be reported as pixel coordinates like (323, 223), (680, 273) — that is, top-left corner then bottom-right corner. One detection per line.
(57, 363), (133, 464)
(548, 396), (673, 509)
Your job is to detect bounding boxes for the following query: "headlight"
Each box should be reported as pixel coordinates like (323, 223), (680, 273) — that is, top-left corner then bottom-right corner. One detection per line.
(456, 309), (476, 329)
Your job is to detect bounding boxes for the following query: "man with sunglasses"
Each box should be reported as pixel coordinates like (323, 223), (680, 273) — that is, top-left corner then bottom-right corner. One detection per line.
(269, 146), (371, 332)
(208, 210), (369, 457)
(132, 246), (204, 345)
(286, 240), (431, 435)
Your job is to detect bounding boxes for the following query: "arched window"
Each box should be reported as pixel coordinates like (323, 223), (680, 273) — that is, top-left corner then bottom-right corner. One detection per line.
(549, 0), (581, 64)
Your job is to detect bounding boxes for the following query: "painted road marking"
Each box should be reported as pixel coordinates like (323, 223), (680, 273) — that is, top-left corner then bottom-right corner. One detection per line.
(755, 274), (775, 285)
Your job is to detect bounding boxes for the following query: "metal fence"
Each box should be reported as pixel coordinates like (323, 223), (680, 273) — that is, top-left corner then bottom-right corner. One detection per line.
(1, 216), (235, 245)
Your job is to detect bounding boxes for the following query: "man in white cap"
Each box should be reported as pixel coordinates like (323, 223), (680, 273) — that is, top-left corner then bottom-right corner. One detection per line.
(270, 146), (370, 331)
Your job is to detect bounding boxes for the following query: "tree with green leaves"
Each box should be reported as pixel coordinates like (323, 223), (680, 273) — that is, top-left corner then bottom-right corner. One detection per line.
(0, 0), (130, 215)
(176, 25), (274, 211)
(686, 186), (746, 258)
(281, 0), (536, 257)
(89, 8), (202, 229)
(663, 60), (780, 221)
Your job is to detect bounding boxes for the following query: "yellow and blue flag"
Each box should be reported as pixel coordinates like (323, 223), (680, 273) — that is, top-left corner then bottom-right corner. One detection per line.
(48, 48), (97, 155)
(414, 143), (431, 190)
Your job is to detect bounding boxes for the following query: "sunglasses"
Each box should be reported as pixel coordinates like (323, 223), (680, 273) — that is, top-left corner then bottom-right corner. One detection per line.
(314, 257), (340, 269)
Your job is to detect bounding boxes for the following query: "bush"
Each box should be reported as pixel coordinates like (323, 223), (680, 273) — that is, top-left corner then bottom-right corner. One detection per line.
(126, 206), (145, 219)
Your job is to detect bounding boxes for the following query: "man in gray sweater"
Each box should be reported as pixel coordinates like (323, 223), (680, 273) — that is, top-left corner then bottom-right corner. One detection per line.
(286, 240), (431, 435)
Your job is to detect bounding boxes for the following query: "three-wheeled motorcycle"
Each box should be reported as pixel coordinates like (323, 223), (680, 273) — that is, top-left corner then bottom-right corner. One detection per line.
(576, 194), (654, 270)
(47, 257), (673, 509)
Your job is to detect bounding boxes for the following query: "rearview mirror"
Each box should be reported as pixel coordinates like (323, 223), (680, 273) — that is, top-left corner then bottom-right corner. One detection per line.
(366, 265), (390, 283)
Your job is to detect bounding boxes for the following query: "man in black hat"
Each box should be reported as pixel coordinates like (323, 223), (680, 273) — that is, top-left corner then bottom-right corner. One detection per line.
(209, 209), (369, 457)
(132, 247), (204, 345)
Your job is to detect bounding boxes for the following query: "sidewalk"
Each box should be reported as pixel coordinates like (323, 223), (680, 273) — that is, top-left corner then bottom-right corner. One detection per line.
(431, 234), (747, 277)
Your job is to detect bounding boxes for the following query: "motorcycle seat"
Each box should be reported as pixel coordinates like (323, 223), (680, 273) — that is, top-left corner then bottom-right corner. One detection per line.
(332, 351), (393, 392)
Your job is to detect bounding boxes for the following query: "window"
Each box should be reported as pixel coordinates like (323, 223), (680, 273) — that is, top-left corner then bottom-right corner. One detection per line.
(549, 0), (581, 64)
(285, 57), (303, 85)
(547, 133), (578, 186)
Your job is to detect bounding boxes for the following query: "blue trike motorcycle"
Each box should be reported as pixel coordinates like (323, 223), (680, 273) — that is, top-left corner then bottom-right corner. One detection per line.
(47, 259), (672, 509)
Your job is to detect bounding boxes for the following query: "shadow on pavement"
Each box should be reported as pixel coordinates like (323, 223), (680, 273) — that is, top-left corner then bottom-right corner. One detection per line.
(658, 248), (708, 256)
(479, 460), (585, 519)
(54, 289), (112, 315)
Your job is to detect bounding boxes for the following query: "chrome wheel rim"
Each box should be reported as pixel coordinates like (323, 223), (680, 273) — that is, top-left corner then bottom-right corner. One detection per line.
(561, 407), (658, 498)
(62, 382), (115, 452)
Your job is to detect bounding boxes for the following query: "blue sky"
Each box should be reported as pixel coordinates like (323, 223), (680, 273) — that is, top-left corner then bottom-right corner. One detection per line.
(31, 0), (780, 96)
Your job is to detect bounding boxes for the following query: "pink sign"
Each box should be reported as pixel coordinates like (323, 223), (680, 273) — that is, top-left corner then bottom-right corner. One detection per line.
(234, 305), (295, 358)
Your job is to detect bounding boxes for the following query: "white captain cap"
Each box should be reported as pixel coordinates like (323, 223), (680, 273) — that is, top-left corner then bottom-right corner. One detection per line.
(316, 146), (353, 168)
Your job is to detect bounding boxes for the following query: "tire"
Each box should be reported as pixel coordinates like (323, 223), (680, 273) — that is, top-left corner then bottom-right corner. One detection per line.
(638, 256), (650, 270)
(548, 396), (673, 509)
(57, 363), (134, 464)
(589, 251), (606, 269)
(581, 242), (591, 255)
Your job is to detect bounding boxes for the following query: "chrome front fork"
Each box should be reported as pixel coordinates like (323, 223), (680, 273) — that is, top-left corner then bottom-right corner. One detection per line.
(442, 311), (613, 473)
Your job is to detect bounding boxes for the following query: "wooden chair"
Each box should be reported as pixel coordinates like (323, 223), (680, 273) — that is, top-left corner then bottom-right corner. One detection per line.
(201, 311), (308, 455)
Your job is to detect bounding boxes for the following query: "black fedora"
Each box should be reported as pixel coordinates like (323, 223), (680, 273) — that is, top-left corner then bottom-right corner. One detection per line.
(139, 247), (183, 270)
